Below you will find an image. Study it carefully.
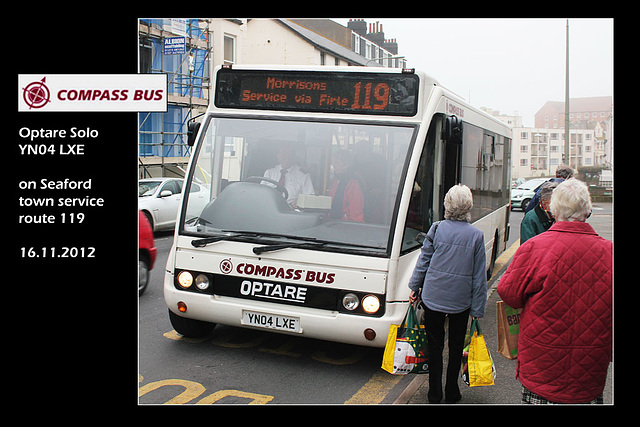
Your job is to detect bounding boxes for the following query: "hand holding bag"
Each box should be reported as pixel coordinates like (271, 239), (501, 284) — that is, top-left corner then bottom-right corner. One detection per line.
(461, 318), (495, 387)
(381, 303), (429, 375)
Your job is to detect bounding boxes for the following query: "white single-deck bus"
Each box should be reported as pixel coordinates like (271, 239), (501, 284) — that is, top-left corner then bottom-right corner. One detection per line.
(164, 65), (511, 347)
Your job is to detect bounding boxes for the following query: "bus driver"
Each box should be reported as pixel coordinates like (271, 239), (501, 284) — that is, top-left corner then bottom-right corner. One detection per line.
(263, 144), (315, 207)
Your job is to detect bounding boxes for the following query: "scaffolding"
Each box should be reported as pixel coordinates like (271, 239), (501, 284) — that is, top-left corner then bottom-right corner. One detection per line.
(138, 19), (211, 178)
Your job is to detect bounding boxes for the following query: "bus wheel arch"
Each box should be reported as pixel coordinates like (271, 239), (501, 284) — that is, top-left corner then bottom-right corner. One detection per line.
(168, 309), (216, 338)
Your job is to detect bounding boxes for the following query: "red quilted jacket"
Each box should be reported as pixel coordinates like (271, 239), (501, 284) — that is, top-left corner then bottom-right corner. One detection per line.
(497, 221), (612, 403)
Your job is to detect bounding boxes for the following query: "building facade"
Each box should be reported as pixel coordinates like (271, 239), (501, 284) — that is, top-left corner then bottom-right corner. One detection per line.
(534, 96), (612, 129)
(534, 96), (612, 168)
(511, 127), (596, 180)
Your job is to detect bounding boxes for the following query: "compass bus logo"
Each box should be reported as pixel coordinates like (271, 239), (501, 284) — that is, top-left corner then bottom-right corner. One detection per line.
(22, 77), (51, 109)
(19, 74), (167, 112)
(220, 258), (233, 274)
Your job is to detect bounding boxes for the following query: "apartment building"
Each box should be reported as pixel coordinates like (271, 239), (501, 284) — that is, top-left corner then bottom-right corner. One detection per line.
(511, 127), (596, 180)
(534, 96), (612, 168)
(534, 96), (612, 129)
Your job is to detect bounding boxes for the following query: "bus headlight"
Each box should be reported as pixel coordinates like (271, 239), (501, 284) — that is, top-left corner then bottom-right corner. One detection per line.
(177, 271), (193, 288)
(362, 295), (381, 314)
(342, 293), (359, 311)
(195, 274), (210, 290)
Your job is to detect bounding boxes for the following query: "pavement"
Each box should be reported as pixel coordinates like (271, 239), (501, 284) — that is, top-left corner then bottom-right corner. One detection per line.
(393, 202), (613, 405)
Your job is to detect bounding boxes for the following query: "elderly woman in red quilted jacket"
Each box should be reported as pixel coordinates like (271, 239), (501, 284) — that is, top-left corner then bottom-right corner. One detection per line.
(497, 178), (612, 404)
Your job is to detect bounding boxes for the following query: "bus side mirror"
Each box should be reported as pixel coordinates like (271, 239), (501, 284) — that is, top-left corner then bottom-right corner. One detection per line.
(187, 121), (201, 147)
(443, 115), (463, 144)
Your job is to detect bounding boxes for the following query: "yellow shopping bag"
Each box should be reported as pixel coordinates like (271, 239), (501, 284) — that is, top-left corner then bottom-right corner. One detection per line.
(461, 319), (495, 387)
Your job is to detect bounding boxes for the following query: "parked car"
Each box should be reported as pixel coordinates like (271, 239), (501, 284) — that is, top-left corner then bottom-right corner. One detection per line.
(139, 210), (157, 295)
(139, 177), (209, 231)
(510, 178), (549, 211)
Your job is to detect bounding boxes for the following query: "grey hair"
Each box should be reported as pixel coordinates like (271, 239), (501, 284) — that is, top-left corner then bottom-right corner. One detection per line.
(555, 164), (574, 179)
(444, 184), (473, 222)
(549, 178), (592, 222)
(539, 181), (558, 201)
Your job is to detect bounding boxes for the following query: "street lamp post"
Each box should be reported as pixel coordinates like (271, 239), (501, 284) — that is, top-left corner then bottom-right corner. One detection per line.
(564, 19), (570, 166)
(365, 56), (406, 67)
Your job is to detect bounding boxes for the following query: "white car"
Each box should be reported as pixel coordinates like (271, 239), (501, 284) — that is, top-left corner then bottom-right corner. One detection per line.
(510, 178), (549, 211)
(139, 177), (209, 231)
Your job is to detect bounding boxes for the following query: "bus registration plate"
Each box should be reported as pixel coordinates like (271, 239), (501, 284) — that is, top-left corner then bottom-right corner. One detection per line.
(242, 310), (301, 333)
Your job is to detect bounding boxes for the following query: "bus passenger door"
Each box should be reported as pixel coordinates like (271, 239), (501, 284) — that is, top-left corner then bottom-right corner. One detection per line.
(442, 141), (461, 197)
(441, 115), (463, 209)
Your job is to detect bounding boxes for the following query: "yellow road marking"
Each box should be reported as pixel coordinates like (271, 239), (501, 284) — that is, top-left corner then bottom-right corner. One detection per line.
(345, 371), (403, 404)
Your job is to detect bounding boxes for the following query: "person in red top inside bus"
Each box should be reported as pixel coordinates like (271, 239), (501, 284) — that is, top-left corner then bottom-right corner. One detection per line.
(328, 150), (365, 222)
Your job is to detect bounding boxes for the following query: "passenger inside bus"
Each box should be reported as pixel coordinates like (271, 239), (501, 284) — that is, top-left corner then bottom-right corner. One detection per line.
(328, 150), (365, 222)
(353, 141), (386, 224)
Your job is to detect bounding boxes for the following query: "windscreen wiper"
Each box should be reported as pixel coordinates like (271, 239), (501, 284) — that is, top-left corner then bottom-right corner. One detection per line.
(252, 240), (326, 255)
(191, 232), (251, 247)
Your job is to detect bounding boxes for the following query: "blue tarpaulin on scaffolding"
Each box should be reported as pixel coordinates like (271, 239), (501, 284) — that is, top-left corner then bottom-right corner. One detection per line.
(139, 19), (208, 158)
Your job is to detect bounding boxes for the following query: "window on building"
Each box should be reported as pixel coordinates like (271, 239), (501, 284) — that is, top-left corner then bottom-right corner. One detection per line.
(224, 35), (235, 64)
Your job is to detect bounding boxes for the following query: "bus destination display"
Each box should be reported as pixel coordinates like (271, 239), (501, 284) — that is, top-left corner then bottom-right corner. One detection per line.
(215, 69), (419, 116)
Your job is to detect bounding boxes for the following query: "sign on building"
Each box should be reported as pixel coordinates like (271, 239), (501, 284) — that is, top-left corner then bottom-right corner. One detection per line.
(164, 37), (186, 55)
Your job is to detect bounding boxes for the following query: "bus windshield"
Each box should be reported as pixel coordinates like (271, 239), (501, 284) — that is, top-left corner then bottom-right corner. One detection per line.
(180, 116), (416, 256)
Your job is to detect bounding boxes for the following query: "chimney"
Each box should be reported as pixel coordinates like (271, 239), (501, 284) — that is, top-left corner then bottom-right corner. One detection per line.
(347, 18), (367, 36)
(383, 38), (398, 55)
(365, 21), (385, 46)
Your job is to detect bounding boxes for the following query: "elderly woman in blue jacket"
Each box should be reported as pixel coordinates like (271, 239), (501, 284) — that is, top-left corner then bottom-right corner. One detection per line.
(408, 184), (487, 404)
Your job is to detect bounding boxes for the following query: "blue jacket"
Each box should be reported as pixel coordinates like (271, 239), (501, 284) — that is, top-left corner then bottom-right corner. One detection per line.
(408, 220), (487, 318)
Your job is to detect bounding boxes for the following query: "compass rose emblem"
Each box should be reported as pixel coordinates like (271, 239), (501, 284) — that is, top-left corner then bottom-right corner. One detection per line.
(22, 77), (51, 109)
(219, 258), (233, 274)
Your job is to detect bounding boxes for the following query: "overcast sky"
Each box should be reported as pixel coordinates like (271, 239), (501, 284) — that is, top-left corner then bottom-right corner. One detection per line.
(333, 18), (613, 127)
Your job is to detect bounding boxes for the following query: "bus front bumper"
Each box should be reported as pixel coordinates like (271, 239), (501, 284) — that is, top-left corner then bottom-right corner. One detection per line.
(164, 270), (407, 348)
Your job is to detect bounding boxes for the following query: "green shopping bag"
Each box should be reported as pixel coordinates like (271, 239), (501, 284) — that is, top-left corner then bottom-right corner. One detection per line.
(461, 318), (495, 386)
(381, 304), (429, 375)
